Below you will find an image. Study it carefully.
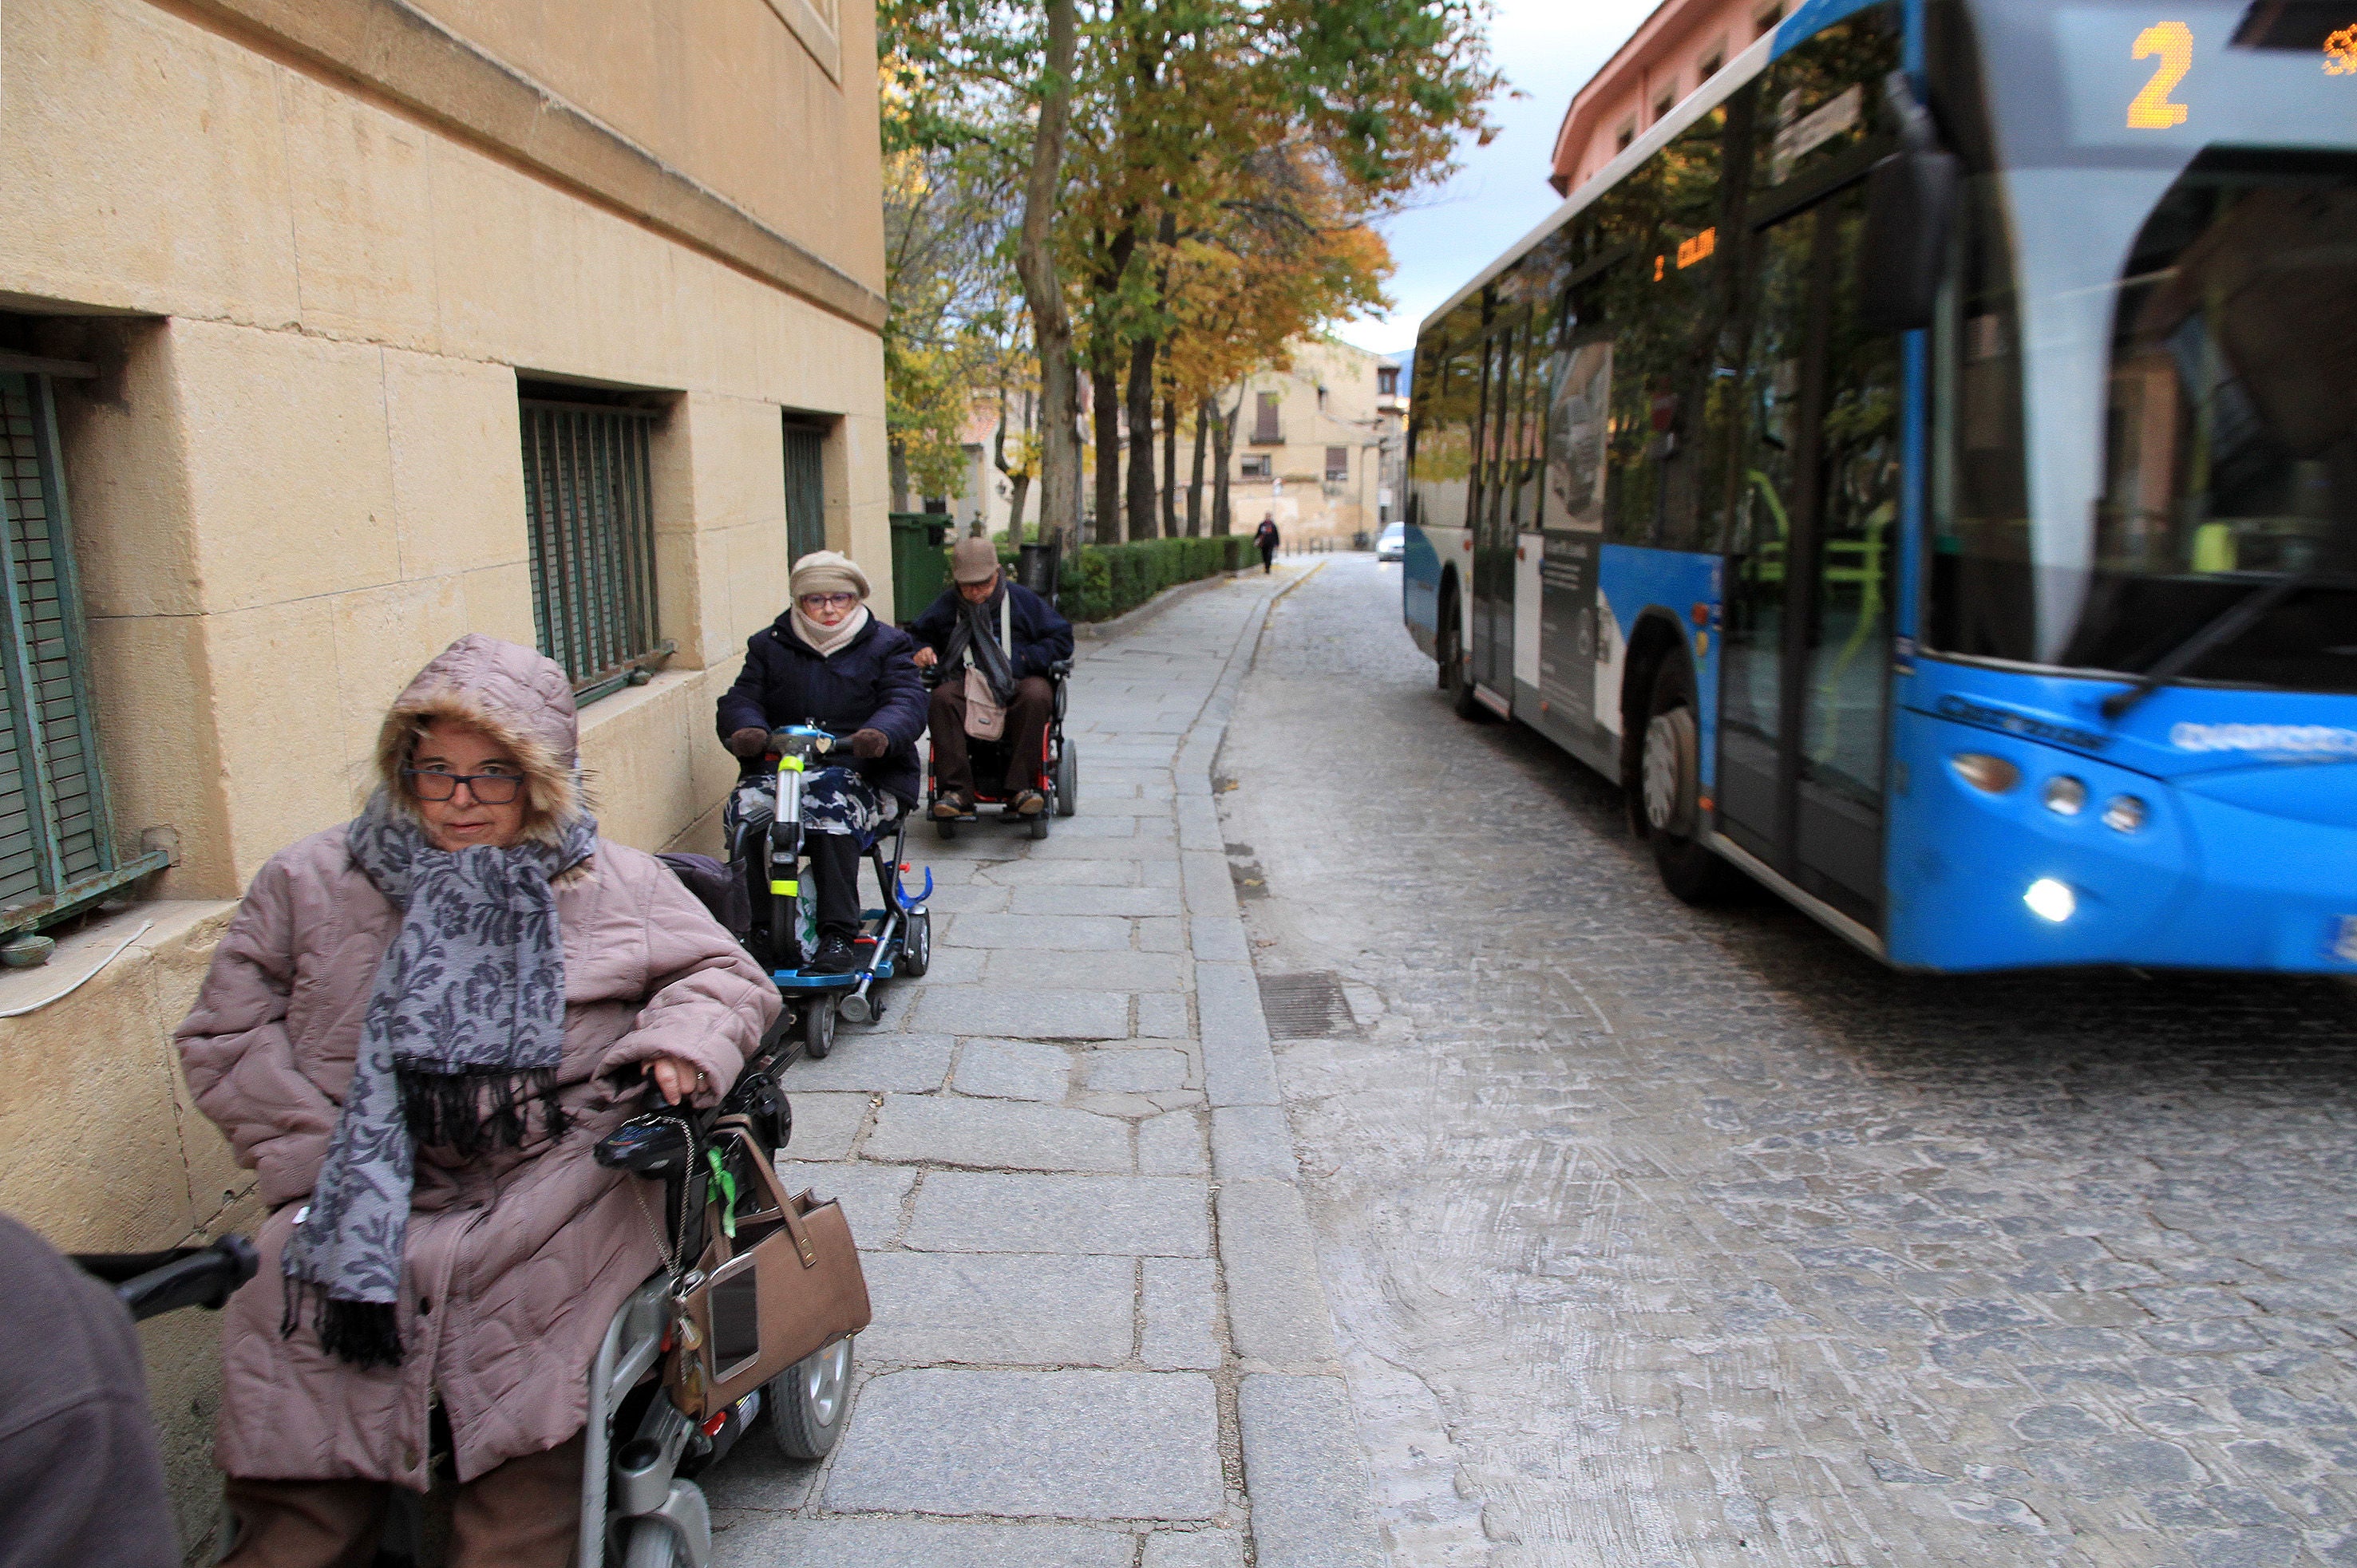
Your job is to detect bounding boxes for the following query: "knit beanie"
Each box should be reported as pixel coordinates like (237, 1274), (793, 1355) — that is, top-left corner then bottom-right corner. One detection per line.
(789, 549), (872, 602)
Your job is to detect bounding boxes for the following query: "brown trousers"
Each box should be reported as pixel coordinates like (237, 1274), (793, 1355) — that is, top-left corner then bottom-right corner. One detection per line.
(929, 674), (1054, 796)
(221, 1432), (583, 1568)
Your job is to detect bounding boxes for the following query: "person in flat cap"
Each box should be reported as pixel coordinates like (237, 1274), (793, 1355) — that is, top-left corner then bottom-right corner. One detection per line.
(909, 537), (1074, 816)
(716, 551), (927, 972)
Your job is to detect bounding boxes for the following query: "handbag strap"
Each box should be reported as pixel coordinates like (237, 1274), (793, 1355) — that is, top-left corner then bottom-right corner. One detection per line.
(782, 1189), (820, 1268)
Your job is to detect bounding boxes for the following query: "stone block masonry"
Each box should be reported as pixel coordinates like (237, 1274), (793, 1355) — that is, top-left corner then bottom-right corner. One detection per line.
(710, 563), (1385, 1568)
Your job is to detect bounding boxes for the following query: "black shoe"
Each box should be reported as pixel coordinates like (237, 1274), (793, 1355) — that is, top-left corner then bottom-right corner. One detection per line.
(809, 933), (860, 974)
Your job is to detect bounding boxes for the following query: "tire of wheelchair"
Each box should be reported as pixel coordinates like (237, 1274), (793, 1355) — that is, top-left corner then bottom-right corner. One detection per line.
(1054, 741), (1078, 816)
(770, 1337), (853, 1459)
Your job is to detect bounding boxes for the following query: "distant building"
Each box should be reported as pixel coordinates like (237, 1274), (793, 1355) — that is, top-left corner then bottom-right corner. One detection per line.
(1228, 338), (1405, 544)
(1551, 0), (1791, 196)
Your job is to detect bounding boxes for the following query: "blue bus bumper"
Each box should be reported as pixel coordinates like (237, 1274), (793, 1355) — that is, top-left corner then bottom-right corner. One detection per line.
(1886, 670), (2357, 974)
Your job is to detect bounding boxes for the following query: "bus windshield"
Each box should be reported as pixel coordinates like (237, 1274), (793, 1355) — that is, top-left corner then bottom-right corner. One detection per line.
(1931, 0), (2357, 692)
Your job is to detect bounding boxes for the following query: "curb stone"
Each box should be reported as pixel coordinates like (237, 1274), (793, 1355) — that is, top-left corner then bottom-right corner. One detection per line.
(1171, 563), (1384, 1565)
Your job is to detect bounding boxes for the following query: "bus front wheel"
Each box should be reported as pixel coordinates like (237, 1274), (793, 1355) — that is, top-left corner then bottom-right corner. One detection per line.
(1642, 665), (1745, 906)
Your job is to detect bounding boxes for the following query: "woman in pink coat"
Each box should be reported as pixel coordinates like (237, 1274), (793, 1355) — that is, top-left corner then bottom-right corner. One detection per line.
(176, 635), (779, 1568)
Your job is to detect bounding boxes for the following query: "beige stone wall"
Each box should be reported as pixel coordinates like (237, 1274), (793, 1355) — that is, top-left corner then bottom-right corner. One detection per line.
(1228, 338), (1402, 543)
(411, 0), (886, 286)
(0, 0), (889, 1551)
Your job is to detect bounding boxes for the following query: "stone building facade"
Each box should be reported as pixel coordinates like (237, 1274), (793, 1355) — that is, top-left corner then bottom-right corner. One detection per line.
(1225, 337), (1403, 546)
(0, 0), (888, 1546)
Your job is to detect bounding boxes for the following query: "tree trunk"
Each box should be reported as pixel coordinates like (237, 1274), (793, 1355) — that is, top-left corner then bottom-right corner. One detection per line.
(1124, 334), (1156, 543)
(1210, 385), (1240, 535)
(1185, 397), (1208, 537)
(991, 388), (1023, 542)
(1161, 394), (1179, 539)
(1091, 353), (1121, 544)
(1012, 0), (1081, 554)
(1006, 475), (1030, 539)
(889, 440), (911, 513)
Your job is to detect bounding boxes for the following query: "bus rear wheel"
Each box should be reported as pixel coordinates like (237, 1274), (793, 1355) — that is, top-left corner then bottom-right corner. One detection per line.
(1642, 665), (1745, 906)
(1438, 587), (1485, 721)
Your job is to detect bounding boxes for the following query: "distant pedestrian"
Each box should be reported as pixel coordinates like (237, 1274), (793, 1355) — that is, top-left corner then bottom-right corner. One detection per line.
(1255, 515), (1280, 574)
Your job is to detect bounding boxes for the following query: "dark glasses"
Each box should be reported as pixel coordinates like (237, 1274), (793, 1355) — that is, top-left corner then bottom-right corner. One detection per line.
(404, 767), (525, 804)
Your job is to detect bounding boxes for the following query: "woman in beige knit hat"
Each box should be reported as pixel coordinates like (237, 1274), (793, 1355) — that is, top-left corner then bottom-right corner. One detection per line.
(714, 552), (928, 972)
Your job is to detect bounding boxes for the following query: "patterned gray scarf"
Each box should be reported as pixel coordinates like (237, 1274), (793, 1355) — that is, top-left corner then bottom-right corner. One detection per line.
(281, 790), (597, 1367)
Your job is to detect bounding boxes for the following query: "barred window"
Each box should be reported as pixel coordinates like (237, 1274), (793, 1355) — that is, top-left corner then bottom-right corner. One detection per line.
(1239, 454), (1271, 480)
(0, 365), (159, 934)
(520, 394), (672, 701)
(1325, 446), (1349, 482)
(784, 420), (827, 563)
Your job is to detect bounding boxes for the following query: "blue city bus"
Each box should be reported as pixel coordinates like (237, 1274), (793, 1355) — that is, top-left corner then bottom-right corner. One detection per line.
(1402, 0), (2356, 972)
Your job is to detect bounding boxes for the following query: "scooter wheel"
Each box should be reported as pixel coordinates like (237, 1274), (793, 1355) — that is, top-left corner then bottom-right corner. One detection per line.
(620, 1517), (691, 1568)
(899, 911), (931, 978)
(770, 1337), (854, 1460)
(801, 999), (836, 1060)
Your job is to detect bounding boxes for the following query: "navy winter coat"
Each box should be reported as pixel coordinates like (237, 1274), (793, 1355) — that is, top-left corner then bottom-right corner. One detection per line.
(908, 581), (1074, 680)
(716, 613), (929, 804)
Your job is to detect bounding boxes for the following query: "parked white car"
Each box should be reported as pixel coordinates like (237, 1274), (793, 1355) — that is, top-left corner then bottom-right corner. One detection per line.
(1375, 523), (1406, 562)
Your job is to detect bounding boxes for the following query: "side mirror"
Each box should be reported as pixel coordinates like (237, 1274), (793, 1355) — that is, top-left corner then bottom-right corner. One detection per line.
(1858, 147), (1959, 336)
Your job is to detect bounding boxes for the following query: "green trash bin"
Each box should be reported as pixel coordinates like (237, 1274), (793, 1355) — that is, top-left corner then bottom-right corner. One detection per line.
(889, 512), (953, 623)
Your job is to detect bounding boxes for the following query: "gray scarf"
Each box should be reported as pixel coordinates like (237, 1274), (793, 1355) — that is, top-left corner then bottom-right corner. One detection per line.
(281, 790), (597, 1367)
(939, 589), (1018, 704)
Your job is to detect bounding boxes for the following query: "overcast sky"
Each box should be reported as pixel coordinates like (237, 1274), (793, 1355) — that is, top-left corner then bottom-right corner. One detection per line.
(1336, 0), (1659, 361)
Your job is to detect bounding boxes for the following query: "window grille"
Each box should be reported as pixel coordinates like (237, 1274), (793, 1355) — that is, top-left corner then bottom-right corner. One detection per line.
(0, 369), (160, 934)
(784, 421), (827, 562)
(1240, 454), (1271, 480)
(520, 398), (671, 701)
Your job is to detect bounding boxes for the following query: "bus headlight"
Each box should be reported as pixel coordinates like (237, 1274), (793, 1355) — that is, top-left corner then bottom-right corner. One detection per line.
(2024, 878), (2077, 922)
(2042, 775), (2087, 816)
(1950, 752), (2020, 793)
(2102, 795), (2147, 834)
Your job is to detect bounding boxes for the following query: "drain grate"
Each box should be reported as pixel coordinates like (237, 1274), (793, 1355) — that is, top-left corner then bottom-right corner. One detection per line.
(1257, 971), (1357, 1041)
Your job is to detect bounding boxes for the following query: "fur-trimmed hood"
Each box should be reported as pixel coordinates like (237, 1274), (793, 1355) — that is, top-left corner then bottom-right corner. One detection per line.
(373, 634), (582, 843)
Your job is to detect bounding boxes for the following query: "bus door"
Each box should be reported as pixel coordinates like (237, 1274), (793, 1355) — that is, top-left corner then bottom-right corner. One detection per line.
(1469, 314), (1527, 698)
(1716, 184), (1902, 927)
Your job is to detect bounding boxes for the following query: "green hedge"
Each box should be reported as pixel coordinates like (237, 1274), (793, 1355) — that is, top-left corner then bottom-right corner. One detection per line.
(981, 535), (1252, 623)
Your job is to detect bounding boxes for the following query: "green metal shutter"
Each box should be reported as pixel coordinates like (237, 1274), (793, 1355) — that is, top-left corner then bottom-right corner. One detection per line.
(520, 399), (671, 701)
(0, 371), (158, 932)
(784, 423), (827, 563)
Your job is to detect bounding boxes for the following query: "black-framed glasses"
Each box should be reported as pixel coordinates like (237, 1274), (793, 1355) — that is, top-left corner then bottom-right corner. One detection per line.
(404, 767), (525, 804)
(797, 592), (860, 610)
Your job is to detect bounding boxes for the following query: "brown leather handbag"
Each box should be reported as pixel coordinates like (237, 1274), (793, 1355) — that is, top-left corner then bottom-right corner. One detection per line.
(665, 1120), (871, 1420)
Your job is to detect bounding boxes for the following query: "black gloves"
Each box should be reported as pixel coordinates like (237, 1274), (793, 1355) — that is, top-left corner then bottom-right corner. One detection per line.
(727, 726), (771, 757)
(848, 728), (890, 760)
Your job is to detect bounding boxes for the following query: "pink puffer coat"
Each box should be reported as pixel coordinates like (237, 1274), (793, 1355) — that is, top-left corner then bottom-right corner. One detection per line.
(176, 637), (780, 1486)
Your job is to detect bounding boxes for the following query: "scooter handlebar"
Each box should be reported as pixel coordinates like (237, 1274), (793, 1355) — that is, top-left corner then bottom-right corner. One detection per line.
(73, 1234), (259, 1322)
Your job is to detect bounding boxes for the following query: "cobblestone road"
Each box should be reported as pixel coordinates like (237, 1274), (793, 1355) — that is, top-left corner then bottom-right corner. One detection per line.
(1220, 555), (2357, 1568)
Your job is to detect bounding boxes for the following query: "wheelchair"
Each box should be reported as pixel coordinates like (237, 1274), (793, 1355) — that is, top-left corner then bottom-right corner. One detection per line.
(717, 725), (934, 1060)
(923, 660), (1078, 841)
(583, 1034), (869, 1568)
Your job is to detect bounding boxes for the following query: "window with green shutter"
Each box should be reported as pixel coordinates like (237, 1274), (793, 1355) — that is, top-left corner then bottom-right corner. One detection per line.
(784, 421), (827, 563)
(0, 369), (161, 934)
(519, 394), (674, 703)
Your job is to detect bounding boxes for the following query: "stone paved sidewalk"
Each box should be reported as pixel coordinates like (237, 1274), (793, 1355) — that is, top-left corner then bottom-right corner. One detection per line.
(708, 561), (1383, 1568)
